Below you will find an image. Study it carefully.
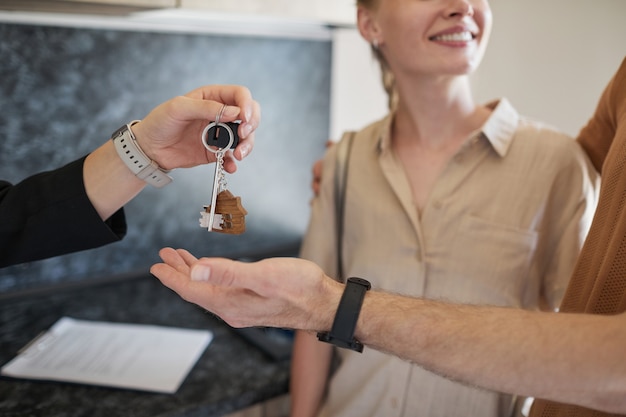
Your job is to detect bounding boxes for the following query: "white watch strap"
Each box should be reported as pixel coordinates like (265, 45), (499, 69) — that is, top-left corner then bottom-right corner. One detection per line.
(112, 120), (173, 188)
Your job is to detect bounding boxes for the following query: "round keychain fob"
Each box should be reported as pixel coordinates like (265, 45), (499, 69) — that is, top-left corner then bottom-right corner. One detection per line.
(201, 121), (240, 152)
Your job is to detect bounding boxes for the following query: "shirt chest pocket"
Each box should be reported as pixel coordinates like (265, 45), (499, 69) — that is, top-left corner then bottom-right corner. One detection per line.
(447, 214), (539, 306)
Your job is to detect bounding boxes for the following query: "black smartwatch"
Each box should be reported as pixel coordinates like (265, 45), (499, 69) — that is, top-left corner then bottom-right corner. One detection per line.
(317, 277), (371, 352)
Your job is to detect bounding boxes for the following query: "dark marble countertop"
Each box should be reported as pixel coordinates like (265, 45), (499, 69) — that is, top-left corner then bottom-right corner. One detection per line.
(0, 273), (292, 417)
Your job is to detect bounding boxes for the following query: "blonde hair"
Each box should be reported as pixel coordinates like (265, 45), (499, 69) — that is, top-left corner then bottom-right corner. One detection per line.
(358, 0), (398, 110)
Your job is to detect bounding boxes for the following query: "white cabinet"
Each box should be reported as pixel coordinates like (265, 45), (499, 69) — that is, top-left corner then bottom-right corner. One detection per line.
(179, 0), (355, 26)
(0, 0), (355, 26)
(0, 0), (355, 39)
(62, 0), (175, 6)
(0, 0), (176, 14)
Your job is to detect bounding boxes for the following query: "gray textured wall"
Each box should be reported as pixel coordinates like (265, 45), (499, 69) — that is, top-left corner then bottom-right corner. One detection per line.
(0, 23), (331, 293)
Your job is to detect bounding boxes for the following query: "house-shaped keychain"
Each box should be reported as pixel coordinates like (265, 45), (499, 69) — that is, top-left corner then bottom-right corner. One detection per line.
(200, 189), (248, 234)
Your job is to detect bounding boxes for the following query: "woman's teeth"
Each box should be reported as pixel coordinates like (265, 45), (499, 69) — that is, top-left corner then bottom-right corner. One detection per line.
(431, 31), (474, 42)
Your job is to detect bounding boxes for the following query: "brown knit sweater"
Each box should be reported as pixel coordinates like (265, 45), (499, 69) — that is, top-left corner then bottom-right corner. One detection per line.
(529, 57), (626, 417)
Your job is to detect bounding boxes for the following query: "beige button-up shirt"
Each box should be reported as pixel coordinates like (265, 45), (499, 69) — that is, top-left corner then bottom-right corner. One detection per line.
(300, 99), (599, 417)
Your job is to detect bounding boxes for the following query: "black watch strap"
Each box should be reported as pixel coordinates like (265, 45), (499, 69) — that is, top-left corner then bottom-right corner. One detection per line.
(317, 277), (371, 352)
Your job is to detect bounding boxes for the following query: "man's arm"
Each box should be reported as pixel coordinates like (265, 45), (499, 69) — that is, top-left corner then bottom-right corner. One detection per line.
(151, 249), (626, 413)
(357, 290), (626, 412)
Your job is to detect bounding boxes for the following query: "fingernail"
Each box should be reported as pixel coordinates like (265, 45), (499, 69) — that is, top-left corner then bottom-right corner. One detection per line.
(191, 264), (211, 281)
(239, 144), (249, 159)
(242, 123), (253, 137)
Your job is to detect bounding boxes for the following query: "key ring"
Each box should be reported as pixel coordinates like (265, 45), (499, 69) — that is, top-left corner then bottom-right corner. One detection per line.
(216, 103), (227, 125)
(201, 104), (235, 153)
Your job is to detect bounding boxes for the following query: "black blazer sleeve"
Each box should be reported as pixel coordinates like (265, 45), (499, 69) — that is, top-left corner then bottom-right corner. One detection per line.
(0, 156), (127, 267)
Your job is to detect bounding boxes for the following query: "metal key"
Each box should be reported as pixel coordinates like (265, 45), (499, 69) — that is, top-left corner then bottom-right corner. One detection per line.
(199, 105), (247, 233)
(206, 150), (226, 231)
(199, 154), (247, 233)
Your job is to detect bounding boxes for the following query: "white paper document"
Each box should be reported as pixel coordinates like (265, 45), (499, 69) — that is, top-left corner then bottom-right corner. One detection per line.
(1, 317), (213, 393)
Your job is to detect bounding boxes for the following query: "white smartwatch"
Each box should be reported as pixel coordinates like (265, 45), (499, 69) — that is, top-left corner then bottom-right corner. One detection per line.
(112, 120), (172, 188)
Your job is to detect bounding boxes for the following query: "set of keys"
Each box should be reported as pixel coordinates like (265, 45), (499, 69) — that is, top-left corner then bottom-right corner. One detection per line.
(199, 106), (247, 234)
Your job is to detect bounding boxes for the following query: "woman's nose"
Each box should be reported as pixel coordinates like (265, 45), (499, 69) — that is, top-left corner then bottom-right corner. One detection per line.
(446, 0), (474, 18)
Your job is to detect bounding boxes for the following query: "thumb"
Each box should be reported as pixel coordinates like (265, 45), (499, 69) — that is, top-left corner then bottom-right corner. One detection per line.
(191, 257), (243, 289)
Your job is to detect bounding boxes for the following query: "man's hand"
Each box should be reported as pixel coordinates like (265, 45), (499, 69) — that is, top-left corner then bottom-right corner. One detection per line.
(151, 248), (342, 332)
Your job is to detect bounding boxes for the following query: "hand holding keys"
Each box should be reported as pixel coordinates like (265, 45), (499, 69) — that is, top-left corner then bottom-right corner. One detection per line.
(199, 105), (248, 234)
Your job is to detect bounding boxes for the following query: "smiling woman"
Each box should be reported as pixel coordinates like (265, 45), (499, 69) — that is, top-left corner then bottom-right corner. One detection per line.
(288, 0), (599, 417)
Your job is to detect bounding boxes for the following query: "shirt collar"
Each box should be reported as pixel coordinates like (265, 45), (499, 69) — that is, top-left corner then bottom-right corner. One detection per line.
(480, 98), (519, 157)
(377, 98), (520, 158)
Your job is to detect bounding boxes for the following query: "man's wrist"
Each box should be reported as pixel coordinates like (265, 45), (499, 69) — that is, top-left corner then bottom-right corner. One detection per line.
(315, 279), (345, 332)
(317, 277), (371, 352)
